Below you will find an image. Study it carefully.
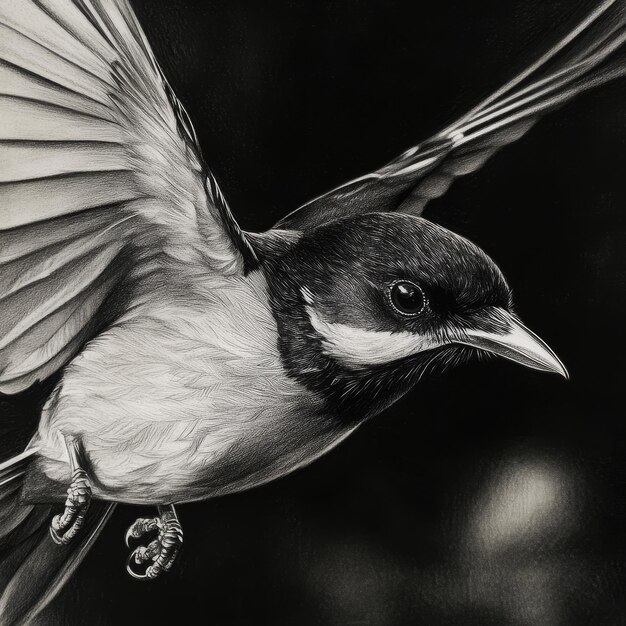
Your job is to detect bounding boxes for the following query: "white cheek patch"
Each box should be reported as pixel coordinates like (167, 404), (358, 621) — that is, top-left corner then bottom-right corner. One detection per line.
(306, 306), (445, 368)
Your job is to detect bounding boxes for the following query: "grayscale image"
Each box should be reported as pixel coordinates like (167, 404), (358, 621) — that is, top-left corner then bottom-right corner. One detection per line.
(0, 1), (623, 624)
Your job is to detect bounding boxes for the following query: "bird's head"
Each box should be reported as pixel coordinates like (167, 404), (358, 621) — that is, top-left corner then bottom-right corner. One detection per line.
(264, 212), (567, 419)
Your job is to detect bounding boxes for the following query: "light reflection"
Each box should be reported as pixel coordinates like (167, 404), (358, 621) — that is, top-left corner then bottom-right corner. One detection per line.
(301, 452), (590, 625)
(467, 458), (578, 554)
(458, 454), (585, 625)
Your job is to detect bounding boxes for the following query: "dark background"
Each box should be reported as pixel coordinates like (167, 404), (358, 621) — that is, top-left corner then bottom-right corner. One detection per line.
(14, 0), (626, 624)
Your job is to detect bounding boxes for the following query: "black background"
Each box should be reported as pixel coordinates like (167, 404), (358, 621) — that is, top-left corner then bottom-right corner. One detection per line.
(13, 0), (626, 624)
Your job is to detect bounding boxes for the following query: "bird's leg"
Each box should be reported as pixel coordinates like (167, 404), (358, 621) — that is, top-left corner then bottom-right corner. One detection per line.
(49, 435), (92, 545)
(125, 504), (183, 580)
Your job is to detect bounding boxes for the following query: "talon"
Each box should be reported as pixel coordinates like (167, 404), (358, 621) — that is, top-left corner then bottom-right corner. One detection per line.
(124, 516), (160, 548)
(49, 519), (64, 545)
(124, 507), (182, 580)
(126, 549), (150, 580)
(126, 539), (161, 579)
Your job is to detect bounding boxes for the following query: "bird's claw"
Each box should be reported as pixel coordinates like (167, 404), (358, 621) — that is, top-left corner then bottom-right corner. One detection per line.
(124, 517), (159, 548)
(125, 510), (183, 580)
(49, 468), (91, 545)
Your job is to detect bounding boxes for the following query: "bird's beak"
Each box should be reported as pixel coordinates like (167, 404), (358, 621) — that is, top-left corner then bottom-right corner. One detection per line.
(456, 308), (569, 379)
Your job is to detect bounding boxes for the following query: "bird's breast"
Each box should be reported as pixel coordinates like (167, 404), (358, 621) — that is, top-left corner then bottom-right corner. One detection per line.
(30, 273), (348, 505)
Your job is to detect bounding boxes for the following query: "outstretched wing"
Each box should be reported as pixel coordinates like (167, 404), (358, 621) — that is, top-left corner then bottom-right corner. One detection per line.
(275, 0), (625, 232)
(0, 0), (256, 394)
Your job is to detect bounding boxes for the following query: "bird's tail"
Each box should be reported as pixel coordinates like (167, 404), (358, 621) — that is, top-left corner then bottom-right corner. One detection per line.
(0, 448), (115, 626)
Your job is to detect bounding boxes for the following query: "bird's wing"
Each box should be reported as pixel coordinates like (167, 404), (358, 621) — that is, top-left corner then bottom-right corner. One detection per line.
(0, 0), (257, 394)
(275, 0), (625, 232)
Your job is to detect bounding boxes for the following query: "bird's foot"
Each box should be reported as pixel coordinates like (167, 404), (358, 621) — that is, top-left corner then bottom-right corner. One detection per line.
(125, 506), (183, 580)
(49, 468), (91, 545)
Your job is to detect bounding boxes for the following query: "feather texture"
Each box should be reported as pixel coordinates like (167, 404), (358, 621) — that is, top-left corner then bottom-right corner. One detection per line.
(275, 0), (626, 230)
(0, 0), (254, 394)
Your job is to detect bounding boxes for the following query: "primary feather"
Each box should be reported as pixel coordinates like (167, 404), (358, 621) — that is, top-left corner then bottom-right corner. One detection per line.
(275, 0), (626, 231)
(0, 0), (254, 394)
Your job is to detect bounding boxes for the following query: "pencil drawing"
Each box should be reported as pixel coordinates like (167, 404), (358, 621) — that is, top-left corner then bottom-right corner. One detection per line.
(0, 0), (623, 623)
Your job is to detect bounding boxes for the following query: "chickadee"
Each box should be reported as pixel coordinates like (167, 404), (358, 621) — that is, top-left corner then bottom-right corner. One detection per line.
(0, 0), (622, 622)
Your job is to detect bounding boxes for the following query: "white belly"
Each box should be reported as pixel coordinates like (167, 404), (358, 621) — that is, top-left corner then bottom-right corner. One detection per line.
(32, 280), (340, 505)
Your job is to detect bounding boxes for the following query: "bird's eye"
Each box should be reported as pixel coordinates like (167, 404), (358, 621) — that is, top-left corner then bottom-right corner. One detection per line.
(388, 281), (426, 316)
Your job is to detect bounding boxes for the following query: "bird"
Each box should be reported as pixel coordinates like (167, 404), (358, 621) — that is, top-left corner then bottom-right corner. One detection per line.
(0, 0), (622, 623)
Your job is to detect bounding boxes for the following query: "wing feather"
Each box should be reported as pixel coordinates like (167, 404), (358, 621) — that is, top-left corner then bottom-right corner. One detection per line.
(0, 171), (139, 228)
(0, 206), (119, 262)
(0, 22), (112, 102)
(0, 0), (253, 394)
(0, 96), (123, 142)
(1, 277), (118, 387)
(0, 240), (124, 345)
(0, 142), (129, 183)
(275, 0), (625, 230)
(0, 61), (117, 122)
